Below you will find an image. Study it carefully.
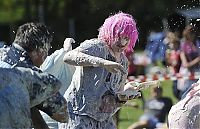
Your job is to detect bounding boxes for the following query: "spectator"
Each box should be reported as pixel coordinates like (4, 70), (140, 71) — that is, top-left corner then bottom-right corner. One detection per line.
(145, 31), (167, 65)
(165, 32), (181, 74)
(128, 86), (173, 129)
(179, 25), (200, 98)
(164, 32), (182, 99)
(0, 22), (68, 128)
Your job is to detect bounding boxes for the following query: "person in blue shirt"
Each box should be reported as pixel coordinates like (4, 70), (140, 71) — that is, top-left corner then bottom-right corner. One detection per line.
(0, 22), (68, 128)
(145, 31), (167, 65)
(0, 67), (61, 128)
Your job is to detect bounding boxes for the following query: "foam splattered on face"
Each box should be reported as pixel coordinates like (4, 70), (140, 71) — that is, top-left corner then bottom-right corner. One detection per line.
(110, 37), (130, 53)
(116, 37), (130, 48)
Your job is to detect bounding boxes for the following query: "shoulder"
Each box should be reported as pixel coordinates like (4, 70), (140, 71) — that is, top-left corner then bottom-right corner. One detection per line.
(80, 38), (104, 48)
(0, 45), (10, 51)
(0, 46), (11, 60)
(78, 39), (106, 56)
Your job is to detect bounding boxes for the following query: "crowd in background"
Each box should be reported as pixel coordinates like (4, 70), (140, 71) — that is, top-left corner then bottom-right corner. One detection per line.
(127, 23), (200, 100)
(125, 23), (200, 129)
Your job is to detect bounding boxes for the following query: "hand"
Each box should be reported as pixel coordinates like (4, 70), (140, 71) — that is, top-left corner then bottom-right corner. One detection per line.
(127, 80), (160, 91)
(51, 101), (68, 123)
(103, 61), (126, 74)
(116, 80), (160, 101)
(63, 38), (75, 52)
(116, 89), (141, 101)
(182, 63), (189, 68)
(116, 82), (141, 101)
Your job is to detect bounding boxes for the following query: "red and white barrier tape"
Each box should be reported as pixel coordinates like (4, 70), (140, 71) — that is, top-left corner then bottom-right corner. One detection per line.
(127, 72), (200, 82)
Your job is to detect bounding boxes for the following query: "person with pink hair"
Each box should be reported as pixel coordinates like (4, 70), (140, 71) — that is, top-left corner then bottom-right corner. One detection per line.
(59, 12), (138, 129)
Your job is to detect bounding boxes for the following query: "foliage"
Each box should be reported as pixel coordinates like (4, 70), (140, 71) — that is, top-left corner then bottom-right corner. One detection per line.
(0, 0), (24, 23)
(0, 0), (199, 49)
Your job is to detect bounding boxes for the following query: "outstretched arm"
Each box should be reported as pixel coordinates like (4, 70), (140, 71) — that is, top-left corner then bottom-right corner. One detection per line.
(63, 49), (126, 74)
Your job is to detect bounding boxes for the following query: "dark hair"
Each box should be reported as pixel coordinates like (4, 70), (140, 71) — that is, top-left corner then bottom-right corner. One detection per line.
(182, 25), (197, 43)
(14, 22), (53, 52)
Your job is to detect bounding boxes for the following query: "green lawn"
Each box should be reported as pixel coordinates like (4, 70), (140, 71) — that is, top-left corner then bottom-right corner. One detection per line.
(118, 80), (178, 129)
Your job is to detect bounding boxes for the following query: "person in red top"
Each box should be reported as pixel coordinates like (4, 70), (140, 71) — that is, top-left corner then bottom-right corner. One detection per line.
(165, 32), (182, 99)
(179, 25), (200, 99)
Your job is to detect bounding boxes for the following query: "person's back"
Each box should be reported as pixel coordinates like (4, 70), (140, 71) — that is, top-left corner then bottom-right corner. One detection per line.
(0, 68), (31, 128)
(0, 43), (39, 70)
(0, 67), (61, 128)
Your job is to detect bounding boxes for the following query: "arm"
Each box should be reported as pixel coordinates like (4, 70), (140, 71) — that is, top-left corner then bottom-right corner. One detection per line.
(15, 67), (62, 107)
(31, 108), (49, 129)
(180, 51), (200, 68)
(9, 67), (62, 128)
(16, 67), (68, 123)
(63, 48), (126, 74)
(165, 49), (171, 65)
(36, 92), (68, 123)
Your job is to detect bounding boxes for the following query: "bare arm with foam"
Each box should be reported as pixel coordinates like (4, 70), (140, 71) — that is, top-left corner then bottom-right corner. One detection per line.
(63, 49), (126, 74)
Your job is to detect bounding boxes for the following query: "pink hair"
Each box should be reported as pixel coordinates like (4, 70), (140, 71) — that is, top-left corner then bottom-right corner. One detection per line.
(98, 12), (138, 53)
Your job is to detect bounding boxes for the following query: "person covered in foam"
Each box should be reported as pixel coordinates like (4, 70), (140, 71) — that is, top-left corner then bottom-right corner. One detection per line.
(60, 12), (140, 129)
(168, 78), (200, 129)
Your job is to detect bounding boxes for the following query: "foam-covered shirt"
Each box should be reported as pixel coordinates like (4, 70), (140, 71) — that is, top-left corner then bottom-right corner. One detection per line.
(64, 39), (128, 122)
(0, 43), (66, 116)
(0, 67), (61, 128)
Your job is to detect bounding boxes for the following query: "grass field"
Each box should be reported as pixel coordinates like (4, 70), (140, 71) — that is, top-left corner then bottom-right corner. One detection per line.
(118, 80), (178, 129)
